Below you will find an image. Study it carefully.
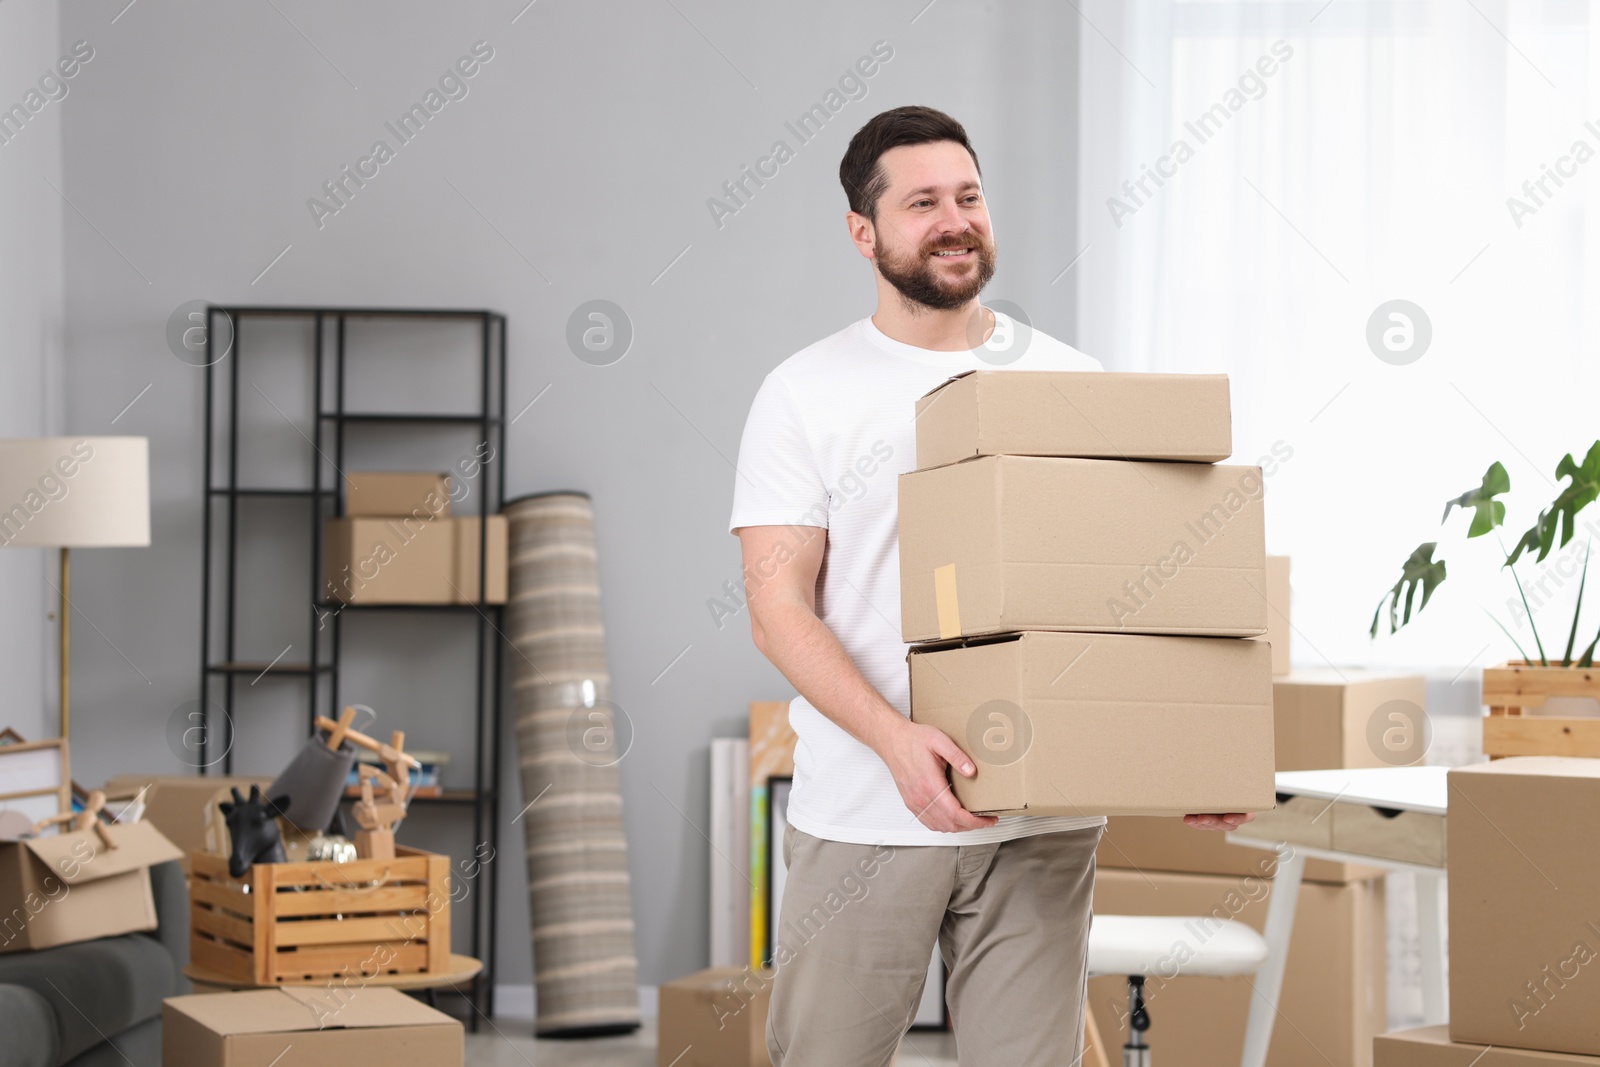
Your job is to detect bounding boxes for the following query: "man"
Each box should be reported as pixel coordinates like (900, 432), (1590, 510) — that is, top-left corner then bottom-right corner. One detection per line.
(728, 105), (1252, 1067)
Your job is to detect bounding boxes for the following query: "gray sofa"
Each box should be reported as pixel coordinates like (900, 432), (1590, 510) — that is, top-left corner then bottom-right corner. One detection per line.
(0, 859), (188, 1067)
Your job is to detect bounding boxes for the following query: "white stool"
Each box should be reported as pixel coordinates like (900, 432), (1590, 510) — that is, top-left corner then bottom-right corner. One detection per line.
(1086, 915), (1269, 1067)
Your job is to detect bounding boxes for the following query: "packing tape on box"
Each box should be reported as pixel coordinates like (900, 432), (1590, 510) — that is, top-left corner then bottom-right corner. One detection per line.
(934, 563), (960, 640)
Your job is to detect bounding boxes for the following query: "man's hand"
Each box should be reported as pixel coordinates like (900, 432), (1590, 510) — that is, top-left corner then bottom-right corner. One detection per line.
(875, 716), (998, 833)
(1182, 812), (1257, 831)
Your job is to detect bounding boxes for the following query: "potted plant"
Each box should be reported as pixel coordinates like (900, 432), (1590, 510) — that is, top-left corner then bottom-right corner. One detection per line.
(1371, 441), (1600, 757)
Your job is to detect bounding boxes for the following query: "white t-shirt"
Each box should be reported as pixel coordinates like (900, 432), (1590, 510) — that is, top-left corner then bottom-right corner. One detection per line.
(728, 310), (1110, 846)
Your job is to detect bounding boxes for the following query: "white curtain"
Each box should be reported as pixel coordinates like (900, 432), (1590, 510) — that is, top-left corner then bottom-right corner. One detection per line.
(1076, 0), (1600, 675)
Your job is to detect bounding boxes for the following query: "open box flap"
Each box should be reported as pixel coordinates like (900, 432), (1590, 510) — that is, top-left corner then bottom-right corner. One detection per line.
(168, 987), (456, 1036)
(915, 368), (979, 401)
(20, 820), (183, 884)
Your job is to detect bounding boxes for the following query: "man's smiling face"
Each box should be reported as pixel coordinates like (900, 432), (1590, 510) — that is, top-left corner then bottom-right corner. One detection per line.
(870, 140), (997, 311)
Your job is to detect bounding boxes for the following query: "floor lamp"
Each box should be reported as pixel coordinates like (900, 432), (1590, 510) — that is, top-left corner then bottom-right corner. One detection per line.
(0, 437), (151, 741)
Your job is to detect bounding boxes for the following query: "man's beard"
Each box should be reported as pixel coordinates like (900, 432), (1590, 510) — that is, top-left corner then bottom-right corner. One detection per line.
(874, 229), (997, 311)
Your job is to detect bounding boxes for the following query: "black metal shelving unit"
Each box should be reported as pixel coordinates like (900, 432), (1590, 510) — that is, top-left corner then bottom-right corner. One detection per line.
(198, 305), (507, 1027)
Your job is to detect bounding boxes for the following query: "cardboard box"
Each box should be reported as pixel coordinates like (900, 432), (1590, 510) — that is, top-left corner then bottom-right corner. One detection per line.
(1096, 670), (1419, 882)
(1376, 1025), (1600, 1065)
(163, 987), (462, 1066)
(324, 515), (454, 604)
(1271, 669), (1429, 772)
(344, 470), (452, 518)
(0, 820), (183, 953)
(658, 966), (773, 1067)
(899, 455), (1267, 642)
(907, 631), (1275, 816)
(1088, 869), (1386, 1067)
(1448, 757), (1600, 1057)
(913, 370), (1233, 471)
(101, 774), (272, 873)
(1251, 554), (1291, 674)
(451, 515), (507, 604)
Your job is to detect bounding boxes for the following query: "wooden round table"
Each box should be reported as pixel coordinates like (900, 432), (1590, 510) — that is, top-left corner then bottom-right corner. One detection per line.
(184, 953), (483, 995)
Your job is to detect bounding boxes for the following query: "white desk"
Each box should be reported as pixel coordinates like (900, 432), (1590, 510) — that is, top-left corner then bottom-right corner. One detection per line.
(1225, 767), (1450, 1067)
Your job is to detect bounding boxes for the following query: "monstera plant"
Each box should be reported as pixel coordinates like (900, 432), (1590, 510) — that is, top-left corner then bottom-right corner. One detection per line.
(1371, 440), (1600, 757)
(1371, 441), (1600, 660)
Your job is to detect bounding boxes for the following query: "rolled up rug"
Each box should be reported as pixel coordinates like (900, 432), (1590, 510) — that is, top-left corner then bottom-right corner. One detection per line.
(503, 491), (641, 1037)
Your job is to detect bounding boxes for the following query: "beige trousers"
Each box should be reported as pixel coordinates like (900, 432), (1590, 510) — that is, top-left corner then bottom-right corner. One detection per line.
(766, 820), (1103, 1067)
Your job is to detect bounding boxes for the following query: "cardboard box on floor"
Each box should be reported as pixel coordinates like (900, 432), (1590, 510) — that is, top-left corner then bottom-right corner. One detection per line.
(1089, 869), (1386, 1067)
(163, 987), (462, 1066)
(899, 456), (1267, 642)
(0, 820), (183, 953)
(344, 470), (452, 518)
(908, 631), (1275, 817)
(101, 774), (272, 874)
(1448, 757), (1600, 1057)
(1376, 1026), (1600, 1066)
(658, 966), (774, 1067)
(912, 370), (1234, 471)
(1096, 669), (1424, 882)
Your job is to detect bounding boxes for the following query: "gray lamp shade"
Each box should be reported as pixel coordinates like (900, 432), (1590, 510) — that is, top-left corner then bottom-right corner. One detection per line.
(267, 736), (358, 833)
(0, 437), (151, 548)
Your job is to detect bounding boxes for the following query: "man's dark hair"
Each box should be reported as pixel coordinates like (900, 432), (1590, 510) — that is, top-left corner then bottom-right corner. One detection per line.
(839, 105), (982, 223)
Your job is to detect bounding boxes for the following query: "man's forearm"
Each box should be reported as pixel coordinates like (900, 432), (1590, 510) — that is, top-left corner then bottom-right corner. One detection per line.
(754, 597), (907, 756)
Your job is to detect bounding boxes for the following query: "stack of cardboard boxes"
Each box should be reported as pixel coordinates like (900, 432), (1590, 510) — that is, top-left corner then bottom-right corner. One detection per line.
(1090, 645), (1427, 1066)
(900, 370), (1420, 1067)
(900, 369), (1276, 818)
(324, 471), (507, 605)
(1091, 669), (1427, 1066)
(1376, 756), (1600, 1065)
(1083, 561), (1431, 1067)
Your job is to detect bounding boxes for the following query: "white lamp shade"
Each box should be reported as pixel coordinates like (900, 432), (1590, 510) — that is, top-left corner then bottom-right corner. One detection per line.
(0, 437), (151, 547)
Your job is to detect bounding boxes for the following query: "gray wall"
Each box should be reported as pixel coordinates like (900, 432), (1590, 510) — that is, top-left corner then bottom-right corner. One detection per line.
(0, 1), (67, 744)
(45, 0), (1082, 995)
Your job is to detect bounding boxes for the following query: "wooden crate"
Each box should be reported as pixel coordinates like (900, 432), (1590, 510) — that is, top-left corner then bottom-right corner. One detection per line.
(189, 846), (450, 985)
(1482, 660), (1600, 758)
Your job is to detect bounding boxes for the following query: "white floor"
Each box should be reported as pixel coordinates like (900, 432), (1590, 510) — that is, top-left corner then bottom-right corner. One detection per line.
(461, 1016), (959, 1065)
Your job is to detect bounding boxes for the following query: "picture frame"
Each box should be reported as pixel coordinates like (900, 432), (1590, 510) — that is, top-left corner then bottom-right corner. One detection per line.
(0, 736), (71, 830)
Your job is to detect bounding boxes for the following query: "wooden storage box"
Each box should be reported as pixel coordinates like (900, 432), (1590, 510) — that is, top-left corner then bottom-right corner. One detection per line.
(188, 846), (450, 985)
(1482, 660), (1600, 758)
